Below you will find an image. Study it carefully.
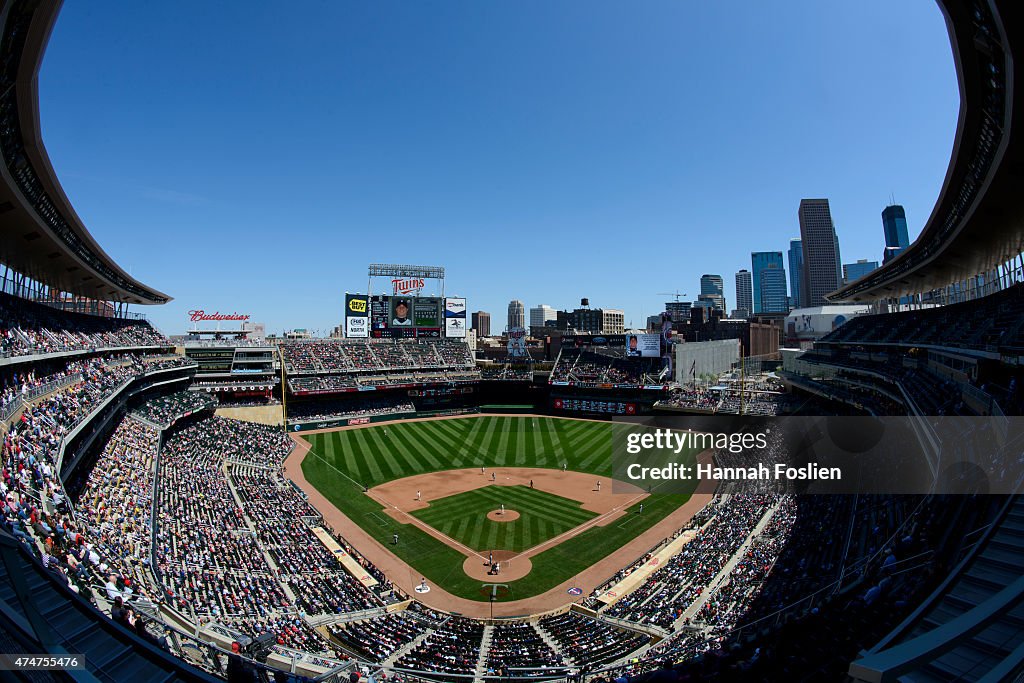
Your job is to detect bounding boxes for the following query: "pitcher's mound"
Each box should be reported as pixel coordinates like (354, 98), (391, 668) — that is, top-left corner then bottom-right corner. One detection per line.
(487, 509), (520, 522)
(463, 551), (532, 581)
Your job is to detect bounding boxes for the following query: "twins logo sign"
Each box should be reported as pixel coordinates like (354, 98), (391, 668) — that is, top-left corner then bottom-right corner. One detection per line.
(392, 278), (425, 296)
(507, 327), (527, 358)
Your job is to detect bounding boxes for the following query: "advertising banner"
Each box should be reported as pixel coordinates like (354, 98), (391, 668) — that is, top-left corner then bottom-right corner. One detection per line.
(345, 293), (369, 338)
(444, 297), (467, 338)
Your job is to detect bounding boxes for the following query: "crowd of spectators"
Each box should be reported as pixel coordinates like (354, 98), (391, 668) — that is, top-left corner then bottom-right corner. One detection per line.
(396, 615), (484, 679)
(1, 358), (182, 622)
(818, 282), (1024, 353)
(480, 364), (533, 381)
(539, 611), (649, 667)
(132, 391), (217, 427)
(618, 495), (977, 681)
(0, 292), (166, 358)
(603, 494), (779, 630)
(147, 415), (384, 654)
(486, 621), (568, 677)
(551, 349), (666, 388)
(280, 340), (474, 375)
(75, 418), (161, 597)
(287, 397), (415, 423)
(655, 387), (719, 411)
(328, 612), (424, 661)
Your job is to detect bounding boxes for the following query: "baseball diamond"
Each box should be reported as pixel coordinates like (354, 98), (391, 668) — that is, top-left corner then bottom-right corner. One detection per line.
(295, 415), (702, 602)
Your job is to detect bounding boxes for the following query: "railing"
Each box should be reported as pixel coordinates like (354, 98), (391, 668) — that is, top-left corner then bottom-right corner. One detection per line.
(0, 372), (83, 424)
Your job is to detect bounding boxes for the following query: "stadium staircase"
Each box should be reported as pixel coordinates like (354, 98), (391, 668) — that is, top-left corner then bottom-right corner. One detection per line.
(221, 466), (297, 604)
(673, 501), (781, 630)
(474, 625), (493, 680)
(849, 496), (1024, 682)
(533, 621), (574, 666)
(0, 531), (218, 681)
(381, 628), (433, 668)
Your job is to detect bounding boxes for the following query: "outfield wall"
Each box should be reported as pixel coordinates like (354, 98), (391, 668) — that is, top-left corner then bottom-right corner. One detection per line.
(288, 411), (417, 432)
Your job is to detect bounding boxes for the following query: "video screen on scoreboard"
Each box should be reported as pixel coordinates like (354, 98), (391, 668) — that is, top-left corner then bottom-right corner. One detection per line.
(370, 295), (389, 330)
(390, 297), (415, 327)
(413, 297), (441, 327)
(625, 333), (662, 357)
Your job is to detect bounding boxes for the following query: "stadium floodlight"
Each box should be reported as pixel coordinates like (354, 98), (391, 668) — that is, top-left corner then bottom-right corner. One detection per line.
(368, 264), (445, 280)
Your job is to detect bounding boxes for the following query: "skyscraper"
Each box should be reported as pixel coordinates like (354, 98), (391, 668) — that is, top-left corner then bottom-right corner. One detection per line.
(882, 204), (910, 264)
(843, 259), (879, 284)
(734, 269), (752, 319)
(788, 238), (803, 310)
(507, 300), (525, 331)
(799, 199), (841, 307)
(471, 311), (490, 337)
(699, 274), (725, 312)
(529, 304), (556, 330)
(751, 251), (787, 313)
(759, 268), (789, 313)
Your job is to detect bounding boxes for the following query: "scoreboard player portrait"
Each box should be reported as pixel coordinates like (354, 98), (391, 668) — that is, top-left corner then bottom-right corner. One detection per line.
(392, 299), (413, 326)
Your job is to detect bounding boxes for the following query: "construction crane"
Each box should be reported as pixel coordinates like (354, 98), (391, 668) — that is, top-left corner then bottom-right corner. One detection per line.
(657, 290), (688, 302)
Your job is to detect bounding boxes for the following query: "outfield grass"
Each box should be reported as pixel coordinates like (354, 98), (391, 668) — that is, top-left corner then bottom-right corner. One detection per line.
(299, 415), (698, 601)
(411, 485), (597, 552)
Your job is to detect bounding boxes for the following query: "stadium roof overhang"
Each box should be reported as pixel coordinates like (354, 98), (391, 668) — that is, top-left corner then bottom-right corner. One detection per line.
(0, 0), (170, 305)
(828, 0), (1024, 303)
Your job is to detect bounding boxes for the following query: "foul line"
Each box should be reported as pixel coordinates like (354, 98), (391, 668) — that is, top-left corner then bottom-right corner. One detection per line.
(294, 435), (488, 562)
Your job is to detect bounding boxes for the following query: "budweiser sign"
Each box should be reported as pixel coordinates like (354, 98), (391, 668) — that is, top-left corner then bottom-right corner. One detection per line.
(188, 310), (251, 322)
(392, 277), (425, 295)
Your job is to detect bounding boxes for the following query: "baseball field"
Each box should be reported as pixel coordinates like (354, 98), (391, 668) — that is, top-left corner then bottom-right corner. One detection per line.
(297, 415), (700, 602)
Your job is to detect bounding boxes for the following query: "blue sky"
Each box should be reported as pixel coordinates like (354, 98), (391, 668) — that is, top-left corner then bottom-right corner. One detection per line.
(38, 1), (957, 335)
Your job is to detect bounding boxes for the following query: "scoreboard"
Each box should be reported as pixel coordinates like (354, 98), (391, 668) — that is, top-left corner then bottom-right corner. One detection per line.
(366, 294), (444, 338)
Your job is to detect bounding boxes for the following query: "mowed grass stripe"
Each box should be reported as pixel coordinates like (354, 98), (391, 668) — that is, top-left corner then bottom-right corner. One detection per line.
(512, 418), (528, 466)
(355, 424), (405, 481)
(430, 419), (478, 463)
(571, 426), (614, 472)
(423, 420), (467, 465)
(350, 428), (387, 483)
(388, 426), (441, 475)
(383, 426), (429, 477)
(332, 431), (369, 484)
(412, 486), (597, 551)
(480, 487), (592, 526)
(458, 417), (492, 463)
(538, 420), (564, 467)
(415, 421), (463, 464)
(482, 418), (503, 466)
(493, 417), (512, 466)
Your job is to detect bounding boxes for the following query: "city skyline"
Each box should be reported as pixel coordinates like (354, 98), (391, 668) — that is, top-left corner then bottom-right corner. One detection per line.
(38, 1), (955, 334)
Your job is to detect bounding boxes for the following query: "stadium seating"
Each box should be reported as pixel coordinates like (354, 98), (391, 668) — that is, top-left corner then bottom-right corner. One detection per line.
(0, 292), (166, 359)
(328, 612), (424, 661)
(131, 390), (217, 427)
(396, 615), (485, 678)
(486, 621), (568, 676)
(550, 348), (663, 387)
(538, 611), (649, 667)
(817, 282), (1024, 354)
